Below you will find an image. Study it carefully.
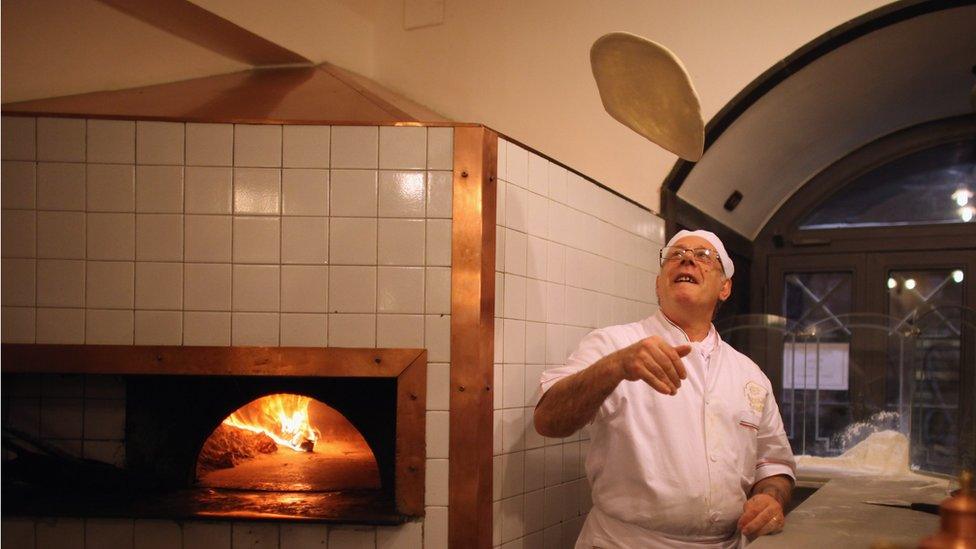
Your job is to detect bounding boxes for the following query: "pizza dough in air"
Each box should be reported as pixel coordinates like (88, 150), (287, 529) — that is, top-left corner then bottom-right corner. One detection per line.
(591, 32), (705, 162)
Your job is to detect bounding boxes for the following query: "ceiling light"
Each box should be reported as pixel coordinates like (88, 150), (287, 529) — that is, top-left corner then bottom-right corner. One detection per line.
(952, 270), (964, 283)
(887, 277), (897, 289)
(961, 206), (975, 222)
(904, 278), (917, 290)
(952, 188), (973, 207)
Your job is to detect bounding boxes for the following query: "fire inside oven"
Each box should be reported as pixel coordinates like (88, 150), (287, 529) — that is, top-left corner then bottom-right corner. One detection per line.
(195, 393), (381, 492)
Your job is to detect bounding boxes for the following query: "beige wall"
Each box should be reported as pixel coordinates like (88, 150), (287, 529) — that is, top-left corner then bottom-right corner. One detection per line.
(0, 0), (248, 102)
(190, 0), (376, 74)
(2, 0), (893, 210)
(364, 0), (892, 211)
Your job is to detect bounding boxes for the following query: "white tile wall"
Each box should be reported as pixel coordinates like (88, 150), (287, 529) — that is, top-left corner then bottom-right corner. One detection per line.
(136, 214), (184, 261)
(282, 169), (329, 215)
(376, 314), (424, 348)
(86, 261), (134, 309)
(87, 213), (134, 260)
(280, 313), (327, 347)
(186, 123), (233, 167)
(234, 125), (281, 168)
(283, 126), (330, 169)
(1, 117), (457, 549)
(380, 127), (427, 170)
(87, 163), (134, 211)
(186, 215), (232, 262)
(87, 120), (135, 164)
(378, 218), (425, 265)
(2, 161), (35, 210)
(136, 165), (184, 213)
(331, 169), (377, 216)
(281, 265), (328, 313)
(2, 116), (36, 160)
(37, 211), (85, 258)
(185, 166), (233, 213)
(37, 118), (85, 162)
(137, 121), (184, 165)
(36, 162), (84, 210)
(234, 167), (280, 214)
(281, 523), (328, 548)
(330, 217), (376, 264)
(492, 138), (664, 548)
(379, 171), (426, 217)
(281, 216), (328, 264)
(332, 126), (379, 169)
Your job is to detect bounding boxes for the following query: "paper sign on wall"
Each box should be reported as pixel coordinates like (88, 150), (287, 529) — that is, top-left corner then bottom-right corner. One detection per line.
(782, 342), (850, 391)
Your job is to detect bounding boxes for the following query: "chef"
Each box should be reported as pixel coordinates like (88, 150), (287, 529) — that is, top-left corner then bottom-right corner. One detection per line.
(534, 229), (795, 548)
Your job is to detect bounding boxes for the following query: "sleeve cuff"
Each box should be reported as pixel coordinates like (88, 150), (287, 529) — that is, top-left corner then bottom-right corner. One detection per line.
(755, 462), (796, 483)
(539, 374), (564, 396)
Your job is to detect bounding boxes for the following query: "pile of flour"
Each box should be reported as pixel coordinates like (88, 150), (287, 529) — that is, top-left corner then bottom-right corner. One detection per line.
(796, 430), (912, 477)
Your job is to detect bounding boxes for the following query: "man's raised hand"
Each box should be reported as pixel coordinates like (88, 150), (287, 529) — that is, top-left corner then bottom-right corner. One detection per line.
(614, 336), (690, 395)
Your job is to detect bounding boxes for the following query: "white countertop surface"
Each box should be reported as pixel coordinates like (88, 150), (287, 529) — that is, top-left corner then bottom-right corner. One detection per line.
(749, 475), (949, 548)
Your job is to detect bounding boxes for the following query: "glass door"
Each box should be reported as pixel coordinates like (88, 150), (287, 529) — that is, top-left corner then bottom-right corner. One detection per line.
(767, 254), (868, 456)
(760, 250), (975, 472)
(868, 252), (976, 475)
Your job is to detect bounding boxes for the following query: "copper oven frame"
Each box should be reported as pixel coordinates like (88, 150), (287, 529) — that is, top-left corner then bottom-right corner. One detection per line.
(0, 345), (427, 517)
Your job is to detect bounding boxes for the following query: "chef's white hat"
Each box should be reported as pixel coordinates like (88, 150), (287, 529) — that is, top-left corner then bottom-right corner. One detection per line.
(665, 229), (734, 277)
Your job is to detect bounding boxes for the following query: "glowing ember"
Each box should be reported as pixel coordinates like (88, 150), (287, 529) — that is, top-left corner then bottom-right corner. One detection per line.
(222, 394), (321, 452)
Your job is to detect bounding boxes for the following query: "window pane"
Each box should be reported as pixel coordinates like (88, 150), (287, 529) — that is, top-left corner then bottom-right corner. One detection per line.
(888, 268), (966, 475)
(783, 272), (852, 337)
(781, 272), (853, 456)
(799, 139), (976, 229)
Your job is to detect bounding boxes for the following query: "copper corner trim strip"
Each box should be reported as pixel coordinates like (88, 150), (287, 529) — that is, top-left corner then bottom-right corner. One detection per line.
(449, 126), (497, 548)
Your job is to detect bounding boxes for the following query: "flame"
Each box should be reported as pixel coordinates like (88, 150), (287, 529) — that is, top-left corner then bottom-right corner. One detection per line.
(222, 394), (321, 452)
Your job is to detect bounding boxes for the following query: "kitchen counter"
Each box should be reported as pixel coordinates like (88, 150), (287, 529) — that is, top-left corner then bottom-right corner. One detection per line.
(750, 475), (950, 548)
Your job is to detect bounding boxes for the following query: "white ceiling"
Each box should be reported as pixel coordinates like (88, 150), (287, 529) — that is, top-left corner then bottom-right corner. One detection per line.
(677, 4), (976, 239)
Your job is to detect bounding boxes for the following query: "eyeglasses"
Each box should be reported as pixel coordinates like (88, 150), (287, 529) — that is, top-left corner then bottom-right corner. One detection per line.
(659, 246), (723, 270)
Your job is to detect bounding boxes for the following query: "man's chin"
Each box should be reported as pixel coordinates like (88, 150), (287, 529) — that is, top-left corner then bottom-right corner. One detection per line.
(668, 292), (702, 305)
(665, 294), (711, 312)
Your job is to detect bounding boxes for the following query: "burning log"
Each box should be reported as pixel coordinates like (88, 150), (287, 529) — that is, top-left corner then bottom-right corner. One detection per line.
(197, 424), (277, 474)
(221, 393), (322, 452)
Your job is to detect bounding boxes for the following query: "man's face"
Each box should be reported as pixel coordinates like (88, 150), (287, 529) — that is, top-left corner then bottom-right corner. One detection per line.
(655, 236), (732, 315)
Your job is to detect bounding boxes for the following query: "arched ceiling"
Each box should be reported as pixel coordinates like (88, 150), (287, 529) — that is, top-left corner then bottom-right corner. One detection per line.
(676, 3), (976, 239)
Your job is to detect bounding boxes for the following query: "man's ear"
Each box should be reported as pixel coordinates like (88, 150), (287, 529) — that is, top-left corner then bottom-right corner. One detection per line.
(719, 277), (732, 302)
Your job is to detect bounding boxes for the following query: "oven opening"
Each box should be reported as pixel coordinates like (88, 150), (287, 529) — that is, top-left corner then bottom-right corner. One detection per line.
(196, 393), (381, 492)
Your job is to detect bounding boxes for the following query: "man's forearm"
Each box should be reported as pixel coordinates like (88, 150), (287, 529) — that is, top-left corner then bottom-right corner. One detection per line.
(750, 475), (793, 508)
(533, 354), (623, 438)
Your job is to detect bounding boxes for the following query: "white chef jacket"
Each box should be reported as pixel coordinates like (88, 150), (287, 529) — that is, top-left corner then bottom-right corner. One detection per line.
(540, 310), (795, 548)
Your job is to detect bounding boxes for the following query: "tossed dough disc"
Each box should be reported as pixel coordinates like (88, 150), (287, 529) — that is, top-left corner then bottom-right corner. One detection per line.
(591, 32), (704, 161)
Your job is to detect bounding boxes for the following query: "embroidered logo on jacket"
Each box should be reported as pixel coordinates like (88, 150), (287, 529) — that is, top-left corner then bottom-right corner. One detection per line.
(744, 381), (767, 414)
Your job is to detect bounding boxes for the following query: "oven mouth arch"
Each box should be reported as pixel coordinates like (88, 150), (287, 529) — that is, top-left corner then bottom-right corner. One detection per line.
(194, 392), (383, 493)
